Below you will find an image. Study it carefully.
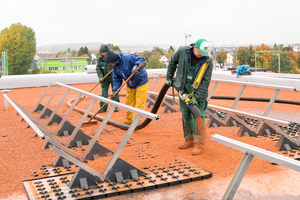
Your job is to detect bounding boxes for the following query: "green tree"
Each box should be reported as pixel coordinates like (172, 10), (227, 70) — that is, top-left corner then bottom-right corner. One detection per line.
(108, 43), (121, 53)
(77, 47), (84, 57)
(168, 46), (175, 53)
(247, 44), (255, 67)
(141, 50), (153, 61)
(237, 46), (249, 66)
(152, 47), (164, 55)
(0, 23), (36, 75)
(282, 45), (293, 51)
(270, 52), (291, 73)
(145, 51), (166, 69)
(216, 50), (227, 67)
(67, 47), (71, 53)
(83, 46), (89, 55)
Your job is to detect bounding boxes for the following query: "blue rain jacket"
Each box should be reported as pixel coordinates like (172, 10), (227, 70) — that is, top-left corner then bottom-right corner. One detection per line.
(112, 53), (148, 92)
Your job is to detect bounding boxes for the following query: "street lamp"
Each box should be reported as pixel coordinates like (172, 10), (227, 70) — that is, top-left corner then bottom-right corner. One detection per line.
(184, 32), (191, 45)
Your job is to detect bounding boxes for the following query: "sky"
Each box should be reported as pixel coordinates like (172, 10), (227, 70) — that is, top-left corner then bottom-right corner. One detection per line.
(1, 0), (300, 48)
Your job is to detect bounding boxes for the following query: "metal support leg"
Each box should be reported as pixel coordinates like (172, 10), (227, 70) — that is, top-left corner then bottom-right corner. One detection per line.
(224, 85), (246, 125)
(38, 85), (61, 118)
(222, 152), (254, 200)
(102, 114), (142, 179)
(32, 82), (52, 112)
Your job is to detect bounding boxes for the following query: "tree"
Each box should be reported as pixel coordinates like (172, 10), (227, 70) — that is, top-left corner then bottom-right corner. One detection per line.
(270, 52), (291, 73)
(216, 50), (227, 68)
(152, 47), (164, 55)
(141, 50), (153, 62)
(0, 23), (36, 75)
(145, 51), (166, 69)
(168, 46), (175, 53)
(77, 47), (85, 57)
(83, 46), (89, 55)
(67, 47), (71, 53)
(298, 56), (300, 71)
(255, 44), (271, 68)
(282, 45), (293, 51)
(108, 43), (121, 53)
(237, 46), (249, 66)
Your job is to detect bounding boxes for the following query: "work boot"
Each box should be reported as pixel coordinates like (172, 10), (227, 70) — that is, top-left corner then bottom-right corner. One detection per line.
(178, 139), (194, 150)
(114, 108), (119, 112)
(191, 143), (204, 155)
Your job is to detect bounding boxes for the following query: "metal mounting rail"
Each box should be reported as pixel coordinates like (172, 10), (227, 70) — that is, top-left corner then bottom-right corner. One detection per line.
(211, 78), (297, 91)
(212, 134), (300, 200)
(208, 105), (290, 127)
(3, 94), (45, 139)
(55, 82), (159, 120)
(5, 81), (161, 189)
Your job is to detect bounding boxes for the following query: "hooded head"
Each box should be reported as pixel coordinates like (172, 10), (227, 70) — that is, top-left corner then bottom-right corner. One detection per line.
(100, 44), (110, 52)
(105, 51), (120, 65)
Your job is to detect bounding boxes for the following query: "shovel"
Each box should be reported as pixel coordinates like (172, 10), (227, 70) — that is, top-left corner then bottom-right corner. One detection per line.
(83, 61), (147, 125)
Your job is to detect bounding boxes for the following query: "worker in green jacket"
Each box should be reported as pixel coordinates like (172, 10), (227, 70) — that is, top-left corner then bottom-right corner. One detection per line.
(166, 39), (213, 155)
(96, 44), (119, 113)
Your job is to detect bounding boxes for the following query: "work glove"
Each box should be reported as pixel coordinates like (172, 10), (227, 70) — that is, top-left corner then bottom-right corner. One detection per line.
(111, 92), (117, 100)
(166, 80), (172, 86)
(99, 78), (104, 82)
(187, 96), (198, 106)
(132, 65), (138, 75)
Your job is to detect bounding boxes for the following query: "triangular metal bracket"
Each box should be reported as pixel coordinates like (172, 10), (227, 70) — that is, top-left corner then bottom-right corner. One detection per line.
(105, 158), (146, 182)
(68, 168), (104, 189)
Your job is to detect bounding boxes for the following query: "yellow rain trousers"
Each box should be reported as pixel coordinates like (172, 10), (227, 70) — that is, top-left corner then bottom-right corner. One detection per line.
(124, 82), (148, 125)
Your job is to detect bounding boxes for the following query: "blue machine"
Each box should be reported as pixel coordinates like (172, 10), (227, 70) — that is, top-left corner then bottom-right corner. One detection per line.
(236, 65), (251, 78)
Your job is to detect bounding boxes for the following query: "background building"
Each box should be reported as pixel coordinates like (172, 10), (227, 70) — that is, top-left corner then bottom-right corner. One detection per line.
(36, 56), (88, 73)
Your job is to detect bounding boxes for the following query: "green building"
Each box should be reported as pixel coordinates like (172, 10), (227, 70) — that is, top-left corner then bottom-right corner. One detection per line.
(36, 56), (89, 73)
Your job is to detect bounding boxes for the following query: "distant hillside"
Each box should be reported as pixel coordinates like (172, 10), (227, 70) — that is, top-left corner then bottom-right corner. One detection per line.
(37, 42), (176, 53)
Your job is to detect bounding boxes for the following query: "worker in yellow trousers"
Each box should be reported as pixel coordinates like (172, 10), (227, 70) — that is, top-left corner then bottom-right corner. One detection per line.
(125, 83), (148, 124)
(105, 50), (148, 125)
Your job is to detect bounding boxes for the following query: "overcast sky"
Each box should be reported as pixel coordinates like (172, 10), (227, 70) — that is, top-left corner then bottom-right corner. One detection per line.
(1, 0), (299, 48)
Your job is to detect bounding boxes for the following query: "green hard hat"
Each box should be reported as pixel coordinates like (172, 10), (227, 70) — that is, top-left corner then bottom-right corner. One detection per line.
(100, 44), (110, 52)
(195, 39), (209, 56)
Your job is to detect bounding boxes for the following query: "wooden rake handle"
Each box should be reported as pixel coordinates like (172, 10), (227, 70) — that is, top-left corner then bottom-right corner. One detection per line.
(76, 69), (113, 106)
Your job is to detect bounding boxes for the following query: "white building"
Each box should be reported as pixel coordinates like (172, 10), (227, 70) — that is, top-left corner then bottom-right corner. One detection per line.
(159, 55), (169, 66)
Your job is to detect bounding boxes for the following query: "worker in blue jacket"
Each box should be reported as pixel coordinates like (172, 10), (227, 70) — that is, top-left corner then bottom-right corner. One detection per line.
(105, 51), (148, 125)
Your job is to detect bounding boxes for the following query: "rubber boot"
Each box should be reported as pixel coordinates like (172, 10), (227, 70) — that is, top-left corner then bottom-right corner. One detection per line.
(191, 143), (204, 155)
(178, 139), (194, 150)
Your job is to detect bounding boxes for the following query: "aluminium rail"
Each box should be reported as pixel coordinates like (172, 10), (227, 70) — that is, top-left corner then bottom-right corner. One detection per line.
(212, 134), (300, 200)
(145, 91), (296, 145)
(4, 82), (160, 188)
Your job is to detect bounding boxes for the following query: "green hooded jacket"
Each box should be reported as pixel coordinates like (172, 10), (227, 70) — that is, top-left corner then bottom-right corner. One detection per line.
(166, 44), (213, 102)
(96, 55), (113, 87)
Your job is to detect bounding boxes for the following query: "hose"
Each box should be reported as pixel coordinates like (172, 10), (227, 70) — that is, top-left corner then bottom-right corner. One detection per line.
(68, 83), (171, 130)
(68, 85), (299, 130)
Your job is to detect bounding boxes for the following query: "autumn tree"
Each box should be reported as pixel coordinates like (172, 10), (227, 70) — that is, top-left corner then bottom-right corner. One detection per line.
(0, 23), (36, 75)
(255, 44), (271, 68)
